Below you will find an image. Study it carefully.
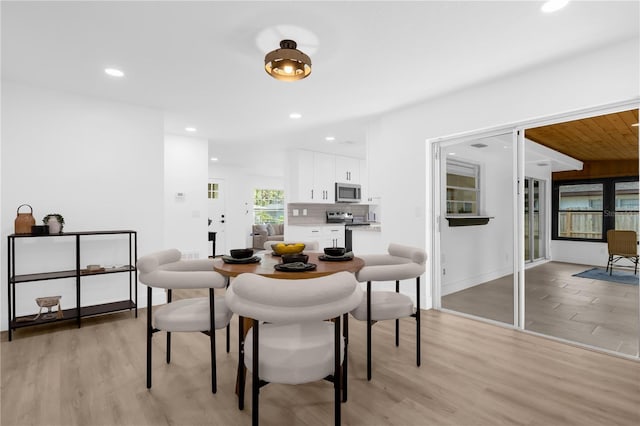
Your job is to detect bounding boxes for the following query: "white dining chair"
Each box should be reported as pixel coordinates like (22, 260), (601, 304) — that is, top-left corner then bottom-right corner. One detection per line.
(225, 271), (363, 426)
(137, 249), (233, 393)
(350, 243), (427, 380)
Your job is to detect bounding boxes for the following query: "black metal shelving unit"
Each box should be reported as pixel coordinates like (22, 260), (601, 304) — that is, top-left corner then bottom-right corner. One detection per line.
(7, 230), (137, 341)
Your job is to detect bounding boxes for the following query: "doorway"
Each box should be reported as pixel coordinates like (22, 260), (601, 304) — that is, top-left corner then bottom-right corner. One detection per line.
(524, 177), (546, 263)
(433, 104), (639, 358)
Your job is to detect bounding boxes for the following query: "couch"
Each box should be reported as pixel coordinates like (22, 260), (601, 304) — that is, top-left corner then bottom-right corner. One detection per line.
(252, 223), (284, 249)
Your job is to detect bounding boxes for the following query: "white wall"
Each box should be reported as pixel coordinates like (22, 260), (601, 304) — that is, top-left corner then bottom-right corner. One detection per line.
(1, 82), (165, 328)
(164, 134), (209, 259)
(365, 38), (639, 309)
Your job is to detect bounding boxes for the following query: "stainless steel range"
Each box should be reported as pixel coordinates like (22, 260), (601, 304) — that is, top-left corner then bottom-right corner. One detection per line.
(326, 211), (371, 251)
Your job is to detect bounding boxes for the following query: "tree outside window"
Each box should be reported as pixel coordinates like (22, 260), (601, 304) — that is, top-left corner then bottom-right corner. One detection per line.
(254, 189), (284, 224)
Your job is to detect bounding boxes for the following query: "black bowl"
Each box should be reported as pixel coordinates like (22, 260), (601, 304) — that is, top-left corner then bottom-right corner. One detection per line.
(281, 253), (309, 264)
(324, 247), (346, 257)
(230, 248), (254, 259)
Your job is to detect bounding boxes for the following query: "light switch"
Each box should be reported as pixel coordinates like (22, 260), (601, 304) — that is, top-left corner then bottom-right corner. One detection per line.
(303, 209), (308, 216)
(293, 209), (299, 216)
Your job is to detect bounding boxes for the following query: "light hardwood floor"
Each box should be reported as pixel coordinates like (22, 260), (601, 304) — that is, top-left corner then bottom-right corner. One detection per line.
(442, 261), (639, 356)
(2, 300), (639, 426)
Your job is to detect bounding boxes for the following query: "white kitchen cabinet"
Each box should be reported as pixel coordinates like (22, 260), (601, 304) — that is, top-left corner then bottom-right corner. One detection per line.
(314, 152), (335, 202)
(285, 225), (345, 249)
(335, 155), (360, 184)
(288, 150), (335, 203)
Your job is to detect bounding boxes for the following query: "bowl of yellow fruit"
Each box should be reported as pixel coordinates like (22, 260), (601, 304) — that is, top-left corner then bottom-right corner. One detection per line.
(271, 242), (305, 256)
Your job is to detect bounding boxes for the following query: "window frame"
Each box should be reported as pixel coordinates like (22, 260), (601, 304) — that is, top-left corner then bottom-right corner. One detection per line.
(445, 158), (481, 217)
(253, 188), (285, 225)
(552, 176), (638, 242)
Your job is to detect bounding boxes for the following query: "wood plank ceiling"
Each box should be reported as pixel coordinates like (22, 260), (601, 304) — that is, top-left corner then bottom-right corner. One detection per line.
(525, 109), (639, 161)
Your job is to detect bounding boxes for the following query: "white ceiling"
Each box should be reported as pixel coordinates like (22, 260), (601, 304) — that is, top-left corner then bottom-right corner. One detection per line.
(2, 1), (639, 167)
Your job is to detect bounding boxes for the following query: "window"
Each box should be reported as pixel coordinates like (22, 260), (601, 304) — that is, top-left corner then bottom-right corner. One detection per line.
(446, 159), (480, 215)
(557, 183), (603, 239)
(253, 189), (284, 224)
(553, 177), (639, 241)
(614, 181), (639, 233)
(207, 182), (219, 199)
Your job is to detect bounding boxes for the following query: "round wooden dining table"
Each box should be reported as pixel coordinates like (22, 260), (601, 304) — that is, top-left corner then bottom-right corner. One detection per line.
(213, 251), (364, 279)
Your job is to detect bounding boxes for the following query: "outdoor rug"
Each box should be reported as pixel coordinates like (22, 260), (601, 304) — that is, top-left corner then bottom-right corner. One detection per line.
(573, 267), (639, 285)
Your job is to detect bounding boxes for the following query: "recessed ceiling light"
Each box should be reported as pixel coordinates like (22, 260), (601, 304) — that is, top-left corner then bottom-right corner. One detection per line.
(325, 136), (335, 141)
(210, 157), (219, 162)
(185, 127), (197, 132)
(541, 0), (569, 13)
(289, 112), (302, 119)
(470, 143), (488, 148)
(448, 152), (456, 156)
(104, 68), (124, 77)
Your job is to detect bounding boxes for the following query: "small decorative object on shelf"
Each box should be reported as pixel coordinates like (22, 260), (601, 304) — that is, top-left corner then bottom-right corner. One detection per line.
(34, 296), (63, 320)
(43, 213), (64, 234)
(14, 204), (36, 234)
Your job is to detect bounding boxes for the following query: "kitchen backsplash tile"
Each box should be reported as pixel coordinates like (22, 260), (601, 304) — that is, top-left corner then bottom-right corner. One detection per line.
(287, 203), (370, 225)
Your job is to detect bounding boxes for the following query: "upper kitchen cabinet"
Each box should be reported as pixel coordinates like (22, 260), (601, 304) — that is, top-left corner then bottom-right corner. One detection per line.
(288, 150), (336, 203)
(335, 155), (361, 184)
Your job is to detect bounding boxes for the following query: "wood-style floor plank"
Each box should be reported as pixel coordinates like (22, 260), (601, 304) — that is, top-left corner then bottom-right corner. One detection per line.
(2, 304), (639, 426)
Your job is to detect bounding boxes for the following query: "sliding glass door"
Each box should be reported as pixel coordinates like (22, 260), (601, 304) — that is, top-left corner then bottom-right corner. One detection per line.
(433, 105), (639, 359)
(524, 178), (545, 263)
(438, 132), (516, 326)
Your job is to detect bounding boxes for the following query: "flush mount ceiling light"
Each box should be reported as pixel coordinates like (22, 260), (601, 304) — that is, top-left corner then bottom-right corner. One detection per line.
(265, 39), (312, 81)
(104, 68), (124, 77)
(541, 0), (570, 13)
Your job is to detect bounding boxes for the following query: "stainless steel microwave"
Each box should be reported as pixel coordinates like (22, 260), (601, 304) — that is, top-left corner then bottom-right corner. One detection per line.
(335, 182), (361, 203)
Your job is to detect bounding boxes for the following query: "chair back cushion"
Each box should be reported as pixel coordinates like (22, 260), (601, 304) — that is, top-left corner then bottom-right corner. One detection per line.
(137, 249), (181, 273)
(226, 271), (363, 322)
(607, 230), (638, 256)
(388, 243), (428, 264)
(137, 249), (227, 289)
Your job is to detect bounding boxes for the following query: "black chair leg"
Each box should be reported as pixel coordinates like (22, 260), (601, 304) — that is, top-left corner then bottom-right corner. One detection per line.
(395, 280), (400, 347)
(416, 276), (421, 367)
(210, 288), (217, 394)
(238, 316), (245, 411)
(252, 319), (259, 426)
(146, 286), (152, 389)
(334, 315), (341, 426)
(366, 281), (372, 381)
(342, 313), (348, 402)
(608, 255), (614, 275)
(166, 333), (171, 363)
(226, 277), (231, 353)
(166, 289), (172, 363)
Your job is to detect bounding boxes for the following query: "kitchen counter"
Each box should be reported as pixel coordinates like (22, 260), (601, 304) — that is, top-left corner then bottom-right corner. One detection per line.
(346, 223), (382, 232)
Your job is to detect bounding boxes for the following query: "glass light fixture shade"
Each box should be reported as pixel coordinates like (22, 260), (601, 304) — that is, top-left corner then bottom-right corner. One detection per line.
(264, 40), (312, 81)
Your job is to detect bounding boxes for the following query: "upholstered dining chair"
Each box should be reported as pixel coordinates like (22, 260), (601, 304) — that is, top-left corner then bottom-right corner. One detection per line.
(606, 229), (639, 275)
(225, 271), (363, 426)
(350, 243), (427, 380)
(137, 249), (233, 393)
